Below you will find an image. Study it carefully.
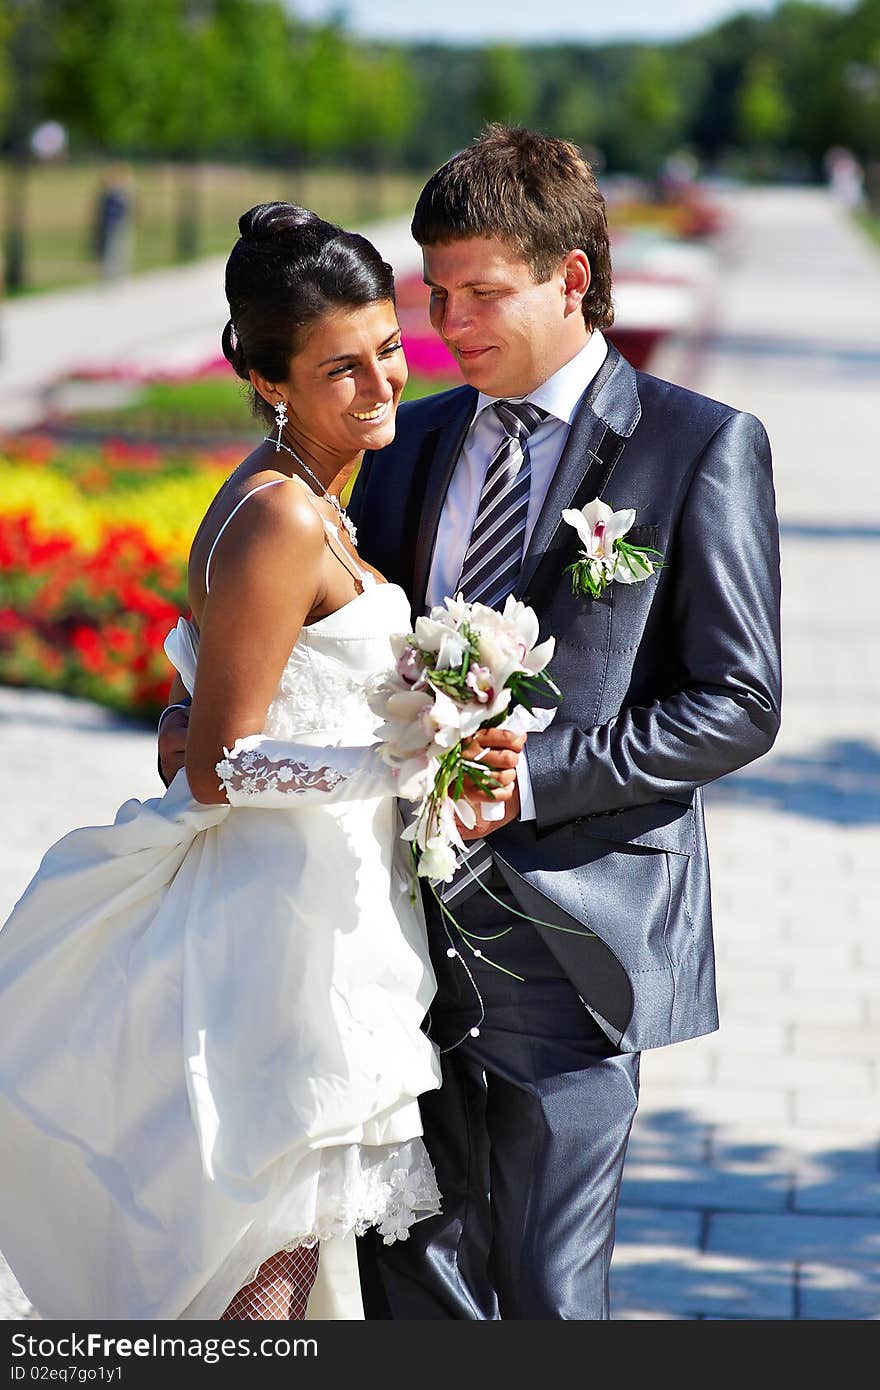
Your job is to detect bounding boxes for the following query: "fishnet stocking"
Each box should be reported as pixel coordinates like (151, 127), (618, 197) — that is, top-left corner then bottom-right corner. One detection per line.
(219, 1245), (320, 1321)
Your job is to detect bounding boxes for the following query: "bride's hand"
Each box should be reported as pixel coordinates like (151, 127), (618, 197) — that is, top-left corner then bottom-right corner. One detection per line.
(457, 728), (526, 839)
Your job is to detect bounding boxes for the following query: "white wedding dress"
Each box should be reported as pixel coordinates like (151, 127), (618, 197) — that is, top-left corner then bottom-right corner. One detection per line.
(0, 488), (441, 1321)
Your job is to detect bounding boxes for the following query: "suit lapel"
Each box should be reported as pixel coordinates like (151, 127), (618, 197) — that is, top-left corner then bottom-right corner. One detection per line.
(516, 345), (641, 599)
(410, 388), (477, 617)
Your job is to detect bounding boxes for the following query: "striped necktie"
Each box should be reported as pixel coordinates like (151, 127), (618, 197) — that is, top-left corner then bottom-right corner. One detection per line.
(440, 398), (548, 906)
(456, 399), (548, 607)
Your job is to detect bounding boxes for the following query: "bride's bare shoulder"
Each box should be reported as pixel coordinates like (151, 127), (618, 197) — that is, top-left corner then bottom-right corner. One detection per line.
(188, 466), (324, 616)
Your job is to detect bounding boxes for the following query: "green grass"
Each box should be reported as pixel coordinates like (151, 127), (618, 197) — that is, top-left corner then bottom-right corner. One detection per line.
(855, 208), (880, 250)
(1, 160), (426, 296)
(62, 375), (254, 435)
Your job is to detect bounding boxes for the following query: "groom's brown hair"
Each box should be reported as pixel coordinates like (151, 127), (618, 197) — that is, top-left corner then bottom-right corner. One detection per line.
(411, 124), (614, 331)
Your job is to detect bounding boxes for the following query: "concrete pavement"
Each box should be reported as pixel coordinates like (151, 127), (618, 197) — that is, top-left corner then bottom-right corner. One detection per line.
(1, 186), (878, 1319)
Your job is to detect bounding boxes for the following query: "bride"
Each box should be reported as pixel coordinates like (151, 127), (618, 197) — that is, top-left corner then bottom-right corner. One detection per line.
(0, 204), (523, 1321)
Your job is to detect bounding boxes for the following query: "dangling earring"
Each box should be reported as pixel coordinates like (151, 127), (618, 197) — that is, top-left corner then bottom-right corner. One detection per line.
(273, 398), (288, 452)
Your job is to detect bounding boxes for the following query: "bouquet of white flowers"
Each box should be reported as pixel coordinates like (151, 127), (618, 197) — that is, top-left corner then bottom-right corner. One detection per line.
(368, 593), (561, 890)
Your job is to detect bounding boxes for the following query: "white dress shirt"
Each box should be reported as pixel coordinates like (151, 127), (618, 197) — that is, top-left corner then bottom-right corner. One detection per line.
(425, 330), (609, 820)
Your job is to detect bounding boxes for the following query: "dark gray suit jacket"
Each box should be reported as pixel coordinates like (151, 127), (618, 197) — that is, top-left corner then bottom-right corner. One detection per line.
(350, 345), (782, 1051)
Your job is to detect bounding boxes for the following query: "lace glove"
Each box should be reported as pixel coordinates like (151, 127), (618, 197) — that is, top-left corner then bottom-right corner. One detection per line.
(215, 733), (399, 808)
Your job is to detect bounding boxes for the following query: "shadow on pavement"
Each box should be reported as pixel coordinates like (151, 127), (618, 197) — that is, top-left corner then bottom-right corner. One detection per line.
(705, 739), (880, 825)
(615, 1107), (880, 1319)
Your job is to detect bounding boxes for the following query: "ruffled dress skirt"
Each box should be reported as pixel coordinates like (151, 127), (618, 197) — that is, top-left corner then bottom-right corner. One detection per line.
(0, 770), (441, 1321)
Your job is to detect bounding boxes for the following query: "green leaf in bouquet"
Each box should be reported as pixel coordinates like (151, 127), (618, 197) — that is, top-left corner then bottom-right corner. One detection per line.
(460, 759), (502, 796)
(505, 668), (562, 713)
(426, 667), (470, 700)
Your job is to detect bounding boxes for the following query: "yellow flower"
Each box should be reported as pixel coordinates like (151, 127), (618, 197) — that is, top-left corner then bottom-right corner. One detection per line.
(0, 458), (227, 558)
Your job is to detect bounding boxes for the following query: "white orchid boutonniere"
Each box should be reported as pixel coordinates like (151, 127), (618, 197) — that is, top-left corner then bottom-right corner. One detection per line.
(561, 498), (664, 599)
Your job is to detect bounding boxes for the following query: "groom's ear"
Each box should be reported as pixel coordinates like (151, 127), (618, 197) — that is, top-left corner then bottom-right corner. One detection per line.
(562, 250), (590, 315)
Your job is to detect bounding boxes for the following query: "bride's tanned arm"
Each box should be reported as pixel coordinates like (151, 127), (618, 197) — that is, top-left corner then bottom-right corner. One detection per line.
(185, 482), (330, 804)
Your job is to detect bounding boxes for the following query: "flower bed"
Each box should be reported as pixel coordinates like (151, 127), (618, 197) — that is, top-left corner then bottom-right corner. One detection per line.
(0, 439), (233, 718)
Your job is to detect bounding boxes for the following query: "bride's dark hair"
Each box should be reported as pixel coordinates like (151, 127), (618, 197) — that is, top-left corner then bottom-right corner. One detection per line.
(221, 202), (396, 424)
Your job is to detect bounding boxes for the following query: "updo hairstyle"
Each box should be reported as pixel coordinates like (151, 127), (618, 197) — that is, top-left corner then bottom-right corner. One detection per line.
(221, 203), (396, 425)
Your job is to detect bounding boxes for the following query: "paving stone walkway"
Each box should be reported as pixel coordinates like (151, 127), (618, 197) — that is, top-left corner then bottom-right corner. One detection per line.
(612, 185), (880, 1320)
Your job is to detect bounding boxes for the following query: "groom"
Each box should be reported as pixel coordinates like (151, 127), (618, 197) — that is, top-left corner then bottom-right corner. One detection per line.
(349, 125), (781, 1320)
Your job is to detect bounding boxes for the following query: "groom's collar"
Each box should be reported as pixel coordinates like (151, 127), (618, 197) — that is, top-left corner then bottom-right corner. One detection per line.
(585, 340), (641, 438)
(472, 331), (609, 427)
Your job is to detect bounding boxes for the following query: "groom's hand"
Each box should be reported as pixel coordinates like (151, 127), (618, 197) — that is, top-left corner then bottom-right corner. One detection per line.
(457, 729), (525, 838)
(458, 782), (521, 839)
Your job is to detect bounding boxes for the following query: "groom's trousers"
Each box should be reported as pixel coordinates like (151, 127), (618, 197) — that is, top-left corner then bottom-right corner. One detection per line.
(358, 866), (640, 1320)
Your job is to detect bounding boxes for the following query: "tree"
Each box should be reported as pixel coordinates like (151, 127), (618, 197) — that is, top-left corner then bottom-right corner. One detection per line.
(474, 44), (535, 128)
(0, 1), (12, 126)
(549, 77), (602, 156)
(218, 0), (305, 158)
(829, 0), (880, 166)
(290, 24), (359, 163)
(610, 48), (688, 174)
(44, 0), (179, 152)
(43, 1), (301, 258)
(345, 47), (421, 213)
(763, 3), (842, 168)
(736, 56), (792, 153)
(2, 0), (57, 291)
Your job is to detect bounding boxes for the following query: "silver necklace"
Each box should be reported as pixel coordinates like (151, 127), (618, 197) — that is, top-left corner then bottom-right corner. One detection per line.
(265, 432), (358, 547)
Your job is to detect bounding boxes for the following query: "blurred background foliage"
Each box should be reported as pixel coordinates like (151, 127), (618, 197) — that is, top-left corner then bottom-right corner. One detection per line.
(6, 0), (877, 173)
(0, 0), (878, 292)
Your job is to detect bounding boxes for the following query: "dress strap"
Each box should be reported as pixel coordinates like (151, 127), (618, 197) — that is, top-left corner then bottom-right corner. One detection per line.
(287, 474), (375, 591)
(205, 478), (291, 593)
(320, 517), (377, 591)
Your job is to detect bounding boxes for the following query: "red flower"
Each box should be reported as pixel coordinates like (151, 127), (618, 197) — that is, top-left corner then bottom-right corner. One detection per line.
(70, 625), (107, 674)
(0, 608), (26, 638)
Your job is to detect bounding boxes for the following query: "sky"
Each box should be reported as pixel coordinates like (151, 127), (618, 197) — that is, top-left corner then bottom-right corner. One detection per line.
(287, 0), (854, 45)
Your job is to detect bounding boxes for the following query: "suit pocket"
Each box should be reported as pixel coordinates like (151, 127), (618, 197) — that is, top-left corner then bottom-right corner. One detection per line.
(574, 798), (695, 855)
(574, 801), (698, 967)
(624, 523), (659, 552)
